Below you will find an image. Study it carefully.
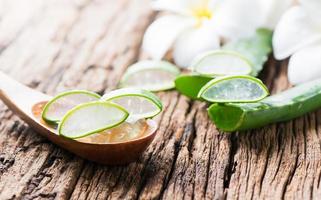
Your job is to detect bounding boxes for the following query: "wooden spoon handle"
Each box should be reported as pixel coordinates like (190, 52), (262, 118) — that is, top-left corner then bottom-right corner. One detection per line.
(0, 71), (50, 114)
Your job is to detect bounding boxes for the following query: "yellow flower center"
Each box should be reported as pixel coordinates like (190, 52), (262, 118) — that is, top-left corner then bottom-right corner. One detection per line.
(192, 7), (213, 27)
(193, 8), (213, 19)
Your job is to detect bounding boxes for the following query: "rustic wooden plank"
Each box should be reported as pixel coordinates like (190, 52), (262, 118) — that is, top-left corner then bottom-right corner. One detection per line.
(1, 0), (321, 200)
(0, 1), (90, 199)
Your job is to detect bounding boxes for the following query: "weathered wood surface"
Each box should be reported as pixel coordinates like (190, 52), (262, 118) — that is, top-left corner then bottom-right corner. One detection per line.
(0, 0), (321, 199)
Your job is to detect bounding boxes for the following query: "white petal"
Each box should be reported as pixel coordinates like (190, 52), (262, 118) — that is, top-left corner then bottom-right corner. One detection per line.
(214, 0), (262, 41)
(272, 6), (321, 60)
(299, 0), (321, 25)
(208, 0), (223, 11)
(152, 0), (212, 16)
(259, 0), (293, 29)
(184, 0), (224, 14)
(288, 44), (321, 85)
(172, 21), (220, 68)
(152, 0), (190, 15)
(142, 15), (193, 60)
(213, 0), (292, 41)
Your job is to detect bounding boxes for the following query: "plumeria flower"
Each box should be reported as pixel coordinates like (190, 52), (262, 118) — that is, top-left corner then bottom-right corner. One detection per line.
(143, 0), (292, 68)
(273, 0), (321, 85)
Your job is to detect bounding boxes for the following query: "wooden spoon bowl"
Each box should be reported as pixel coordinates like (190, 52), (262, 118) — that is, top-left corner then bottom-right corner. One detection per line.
(0, 72), (158, 165)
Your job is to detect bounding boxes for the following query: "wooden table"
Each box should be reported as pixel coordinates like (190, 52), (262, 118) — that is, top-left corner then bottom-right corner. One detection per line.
(0, 0), (320, 199)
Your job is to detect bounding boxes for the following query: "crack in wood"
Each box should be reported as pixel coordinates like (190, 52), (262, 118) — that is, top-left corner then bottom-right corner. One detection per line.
(224, 133), (238, 189)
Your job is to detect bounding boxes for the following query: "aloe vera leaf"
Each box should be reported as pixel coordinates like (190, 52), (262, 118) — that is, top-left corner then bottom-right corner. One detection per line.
(175, 74), (212, 100)
(208, 78), (321, 131)
(223, 28), (273, 76)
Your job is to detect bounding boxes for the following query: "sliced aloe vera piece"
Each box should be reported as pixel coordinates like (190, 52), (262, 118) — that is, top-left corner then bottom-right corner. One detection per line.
(58, 101), (129, 139)
(198, 75), (269, 103)
(223, 28), (273, 76)
(175, 74), (213, 100)
(191, 50), (253, 76)
(42, 90), (100, 123)
(120, 60), (180, 91)
(102, 88), (162, 121)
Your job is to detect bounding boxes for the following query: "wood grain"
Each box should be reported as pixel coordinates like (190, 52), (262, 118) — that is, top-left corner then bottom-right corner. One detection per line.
(1, 0), (321, 199)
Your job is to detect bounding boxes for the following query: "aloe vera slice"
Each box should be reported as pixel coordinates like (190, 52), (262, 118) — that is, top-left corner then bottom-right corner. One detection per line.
(102, 88), (162, 121)
(191, 50), (253, 76)
(58, 101), (129, 139)
(208, 78), (321, 131)
(42, 90), (101, 123)
(198, 75), (269, 103)
(120, 60), (180, 91)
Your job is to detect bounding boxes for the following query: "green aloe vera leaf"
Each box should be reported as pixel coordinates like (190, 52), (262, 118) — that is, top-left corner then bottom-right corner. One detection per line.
(223, 28), (273, 76)
(175, 74), (213, 100)
(208, 78), (321, 132)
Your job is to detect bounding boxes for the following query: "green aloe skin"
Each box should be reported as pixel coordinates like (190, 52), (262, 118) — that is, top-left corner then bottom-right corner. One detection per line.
(175, 74), (212, 100)
(208, 78), (321, 132)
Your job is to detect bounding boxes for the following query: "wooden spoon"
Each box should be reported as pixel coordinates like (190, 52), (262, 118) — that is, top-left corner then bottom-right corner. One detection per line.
(0, 71), (158, 165)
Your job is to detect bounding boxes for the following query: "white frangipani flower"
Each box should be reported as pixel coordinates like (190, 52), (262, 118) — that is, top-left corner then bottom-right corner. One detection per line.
(143, 0), (292, 68)
(273, 0), (321, 85)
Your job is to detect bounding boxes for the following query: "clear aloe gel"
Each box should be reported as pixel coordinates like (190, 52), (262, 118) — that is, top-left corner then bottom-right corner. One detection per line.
(77, 119), (149, 144)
